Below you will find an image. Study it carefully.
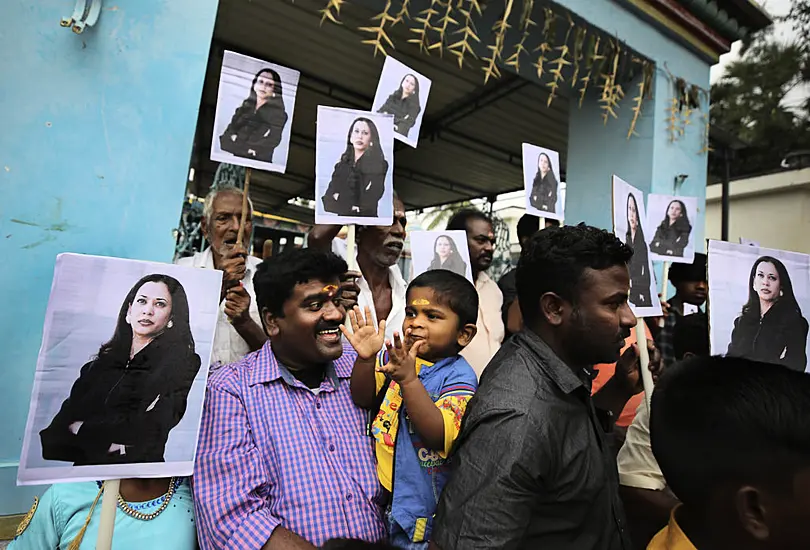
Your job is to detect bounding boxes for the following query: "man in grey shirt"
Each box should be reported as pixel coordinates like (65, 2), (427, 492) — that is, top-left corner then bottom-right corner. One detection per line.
(430, 224), (660, 550)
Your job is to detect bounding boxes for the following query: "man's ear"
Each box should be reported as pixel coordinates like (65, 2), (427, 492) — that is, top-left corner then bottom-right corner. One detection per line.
(735, 486), (770, 541)
(262, 308), (281, 337)
(201, 216), (210, 242)
(457, 323), (478, 349)
(539, 292), (567, 327)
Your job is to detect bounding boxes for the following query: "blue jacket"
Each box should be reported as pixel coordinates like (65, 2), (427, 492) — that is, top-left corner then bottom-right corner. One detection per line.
(390, 355), (478, 542)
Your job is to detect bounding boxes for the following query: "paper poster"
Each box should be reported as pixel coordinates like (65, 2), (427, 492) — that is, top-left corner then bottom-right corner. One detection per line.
(646, 194), (698, 264)
(18, 254), (222, 485)
(612, 176), (663, 317)
(522, 143), (564, 221)
(371, 56), (431, 148)
(315, 106), (395, 226)
(210, 50), (300, 173)
(708, 240), (809, 373)
(409, 231), (473, 283)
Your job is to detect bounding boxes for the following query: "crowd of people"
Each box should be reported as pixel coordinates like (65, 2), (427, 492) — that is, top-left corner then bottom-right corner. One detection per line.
(10, 189), (810, 550)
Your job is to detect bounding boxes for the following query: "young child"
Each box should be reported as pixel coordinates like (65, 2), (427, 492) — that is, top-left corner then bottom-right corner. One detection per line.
(341, 270), (479, 549)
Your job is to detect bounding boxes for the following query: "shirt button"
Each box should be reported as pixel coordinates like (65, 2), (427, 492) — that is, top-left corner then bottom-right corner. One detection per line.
(329, 444), (335, 452)
(346, 493), (353, 501)
(316, 402), (322, 409)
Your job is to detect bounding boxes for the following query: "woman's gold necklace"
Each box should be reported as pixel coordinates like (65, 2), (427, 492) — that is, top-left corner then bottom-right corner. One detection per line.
(115, 477), (178, 521)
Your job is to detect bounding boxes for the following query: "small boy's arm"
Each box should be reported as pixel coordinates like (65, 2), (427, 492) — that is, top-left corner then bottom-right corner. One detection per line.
(399, 378), (446, 451)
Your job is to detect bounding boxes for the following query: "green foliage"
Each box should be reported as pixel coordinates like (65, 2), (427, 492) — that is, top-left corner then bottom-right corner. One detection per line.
(709, 24), (810, 178)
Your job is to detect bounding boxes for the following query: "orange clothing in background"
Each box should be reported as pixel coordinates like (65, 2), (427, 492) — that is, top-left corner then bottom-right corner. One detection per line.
(591, 323), (652, 428)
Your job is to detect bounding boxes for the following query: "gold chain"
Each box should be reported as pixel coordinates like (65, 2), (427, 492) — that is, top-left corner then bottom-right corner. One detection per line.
(115, 477), (178, 521)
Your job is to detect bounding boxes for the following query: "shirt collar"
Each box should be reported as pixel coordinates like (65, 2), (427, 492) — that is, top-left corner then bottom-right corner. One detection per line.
(514, 330), (590, 394)
(649, 506), (698, 550)
(247, 341), (356, 388)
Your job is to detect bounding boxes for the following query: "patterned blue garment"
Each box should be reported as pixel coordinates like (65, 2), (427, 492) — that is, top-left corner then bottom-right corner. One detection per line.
(8, 478), (196, 549)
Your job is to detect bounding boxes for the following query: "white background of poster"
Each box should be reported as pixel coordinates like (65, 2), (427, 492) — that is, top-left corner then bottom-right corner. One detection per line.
(612, 176), (663, 317)
(522, 143), (564, 221)
(646, 194), (698, 264)
(371, 56), (431, 148)
(410, 231), (473, 283)
(314, 106), (395, 226)
(18, 254), (221, 485)
(210, 50), (300, 173)
(707, 240), (810, 372)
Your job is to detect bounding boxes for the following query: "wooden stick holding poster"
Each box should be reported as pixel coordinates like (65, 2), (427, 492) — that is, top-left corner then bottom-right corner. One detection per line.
(612, 175), (663, 410)
(658, 261), (670, 328)
(96, 479), (121, 550)
(346, 225), (358, 271)
(236, 168), (252, 246)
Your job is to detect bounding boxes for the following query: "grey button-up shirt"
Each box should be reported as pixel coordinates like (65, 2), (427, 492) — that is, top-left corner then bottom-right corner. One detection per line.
(432, 330), (631, 550)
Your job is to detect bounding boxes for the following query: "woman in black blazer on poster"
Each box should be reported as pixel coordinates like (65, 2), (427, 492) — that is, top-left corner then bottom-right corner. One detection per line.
(650, 199), (692, 257)
(322, 117), (389, 217)
(530, 152), (558, 213)
(727, 256), (808, 372)
(625, 193), (652, 307)
(429, 235), (468, 277)
(377, 74), (421, 137)
(40, 274), (201, 465)
(220, 67), (288, 163)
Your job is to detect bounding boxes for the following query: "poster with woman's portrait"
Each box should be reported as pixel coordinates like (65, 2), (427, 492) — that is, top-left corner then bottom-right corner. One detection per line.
(645, 194), (698, 264)
(17, 254), (222, 485)
(522, 143), (564, 221)
(315, 106), (395, 226)
(371, 56), (431, 148)
(612, 176), (662, 317)
(708, 240), (810, 373)
(409, 231), (473, 283)
(210, 50), (300, 173)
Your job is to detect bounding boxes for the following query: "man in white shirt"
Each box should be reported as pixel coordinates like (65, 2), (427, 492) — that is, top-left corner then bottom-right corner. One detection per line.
(307, 194), (407, 343)
(447, 209), (505, 378)
(176, 187), (267, 368)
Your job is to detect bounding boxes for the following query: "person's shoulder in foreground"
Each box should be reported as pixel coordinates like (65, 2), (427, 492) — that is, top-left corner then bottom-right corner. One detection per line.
(649, 355), (810, 550)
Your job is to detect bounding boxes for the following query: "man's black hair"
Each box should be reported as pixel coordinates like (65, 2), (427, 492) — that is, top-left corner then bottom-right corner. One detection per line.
(407, 270), (479, 328)
(668, 252), (707, 285)
(254, 248), (348, 317)
(517, 214), (541, 242)
(516, 223), (633, 324)
(545, 218), (561, 228)
(651, 356), (810, 513)
(672, 312), (709, 360)
(446, 208), (492, 232)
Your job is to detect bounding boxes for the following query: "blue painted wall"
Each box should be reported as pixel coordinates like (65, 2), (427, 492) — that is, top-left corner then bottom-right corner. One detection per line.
(562, 0), (710, 254)
(0, 0), (219, 514)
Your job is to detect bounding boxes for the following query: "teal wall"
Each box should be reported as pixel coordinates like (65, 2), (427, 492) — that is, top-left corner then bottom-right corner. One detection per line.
(0, 0), (219, 514)
(561, 0), (711, 256)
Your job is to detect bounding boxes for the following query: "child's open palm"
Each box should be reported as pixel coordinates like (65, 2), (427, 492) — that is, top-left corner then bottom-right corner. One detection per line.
(340, 305), (385, 361)
(378, 330), (423, 385)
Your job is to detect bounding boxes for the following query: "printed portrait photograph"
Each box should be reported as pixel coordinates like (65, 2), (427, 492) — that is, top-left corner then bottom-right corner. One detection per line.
(612, 176), (663, 317)
(708, 240), (810, 373)
(210, 50), (300, 173)
(522, 143), (564, 221)
(371, 56), (431, 148)
(18, 254), (222, 485)
(409, 230), (473, 283)
(646, 194), (698, 264)
(315, 106), (395, 226)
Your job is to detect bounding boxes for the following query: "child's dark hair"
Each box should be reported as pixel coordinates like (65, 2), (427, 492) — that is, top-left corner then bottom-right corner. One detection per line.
(408, 270), (478, 327)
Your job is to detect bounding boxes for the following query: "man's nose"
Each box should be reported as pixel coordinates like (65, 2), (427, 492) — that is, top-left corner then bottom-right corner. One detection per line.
(322, 300), (344, 321)
(620, 303), (637, 328)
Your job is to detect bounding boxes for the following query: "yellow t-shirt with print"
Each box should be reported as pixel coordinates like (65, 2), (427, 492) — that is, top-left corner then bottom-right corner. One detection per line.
(371, 355), (473, 491)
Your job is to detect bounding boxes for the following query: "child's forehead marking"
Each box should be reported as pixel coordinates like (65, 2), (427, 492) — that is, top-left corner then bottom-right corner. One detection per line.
(411, 298), (431, 306)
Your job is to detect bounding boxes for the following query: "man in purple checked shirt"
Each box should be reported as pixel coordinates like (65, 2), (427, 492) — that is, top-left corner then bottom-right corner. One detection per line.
(193, 248), (386, 549)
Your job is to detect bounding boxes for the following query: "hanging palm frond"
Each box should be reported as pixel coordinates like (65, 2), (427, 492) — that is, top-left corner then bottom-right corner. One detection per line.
(448, 0), (481, 69)
(505, 0), (536, 71)
(408, 0), (442, 54)
(319, 0), (345, 25)
(546, 13), (575, 107)
(481, 0), (514, 83)
(359, 0), (397, 57)
(533, 7), (556, 81)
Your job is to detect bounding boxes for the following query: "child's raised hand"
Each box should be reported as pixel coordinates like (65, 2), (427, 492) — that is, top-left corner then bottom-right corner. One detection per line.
(378, 329), (423, 386)
(340, 305), (385, 361)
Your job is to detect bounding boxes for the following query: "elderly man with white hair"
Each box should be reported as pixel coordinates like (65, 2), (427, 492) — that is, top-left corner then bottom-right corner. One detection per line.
(176, 187), (266, 368)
